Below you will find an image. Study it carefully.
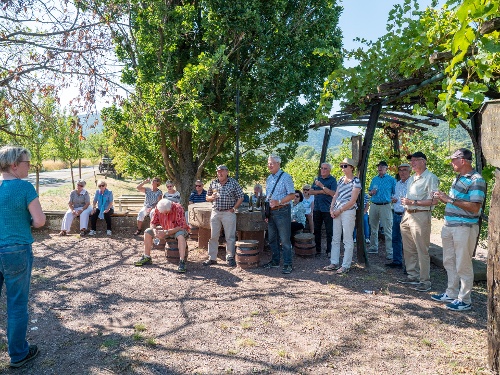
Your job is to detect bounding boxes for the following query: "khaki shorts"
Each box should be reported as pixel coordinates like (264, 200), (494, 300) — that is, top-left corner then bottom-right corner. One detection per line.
(144, 228), (188, 239)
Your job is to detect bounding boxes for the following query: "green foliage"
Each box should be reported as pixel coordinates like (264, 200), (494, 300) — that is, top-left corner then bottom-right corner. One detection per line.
(283, 157), (319, 190)
(98, 0), (343, 206)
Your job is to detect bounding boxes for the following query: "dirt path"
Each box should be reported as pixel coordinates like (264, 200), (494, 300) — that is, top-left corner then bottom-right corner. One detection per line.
(0, 231), (490, 375)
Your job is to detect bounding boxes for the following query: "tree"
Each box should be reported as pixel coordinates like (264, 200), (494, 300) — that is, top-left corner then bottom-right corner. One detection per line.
(98, 0), (343, 206)
(8, 93), (56, 193)
(51, 114), (84, 189)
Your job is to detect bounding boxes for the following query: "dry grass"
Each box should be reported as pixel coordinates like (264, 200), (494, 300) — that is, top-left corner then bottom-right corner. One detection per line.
(39, 175), (140, 211)
(41, 158), (95, 172)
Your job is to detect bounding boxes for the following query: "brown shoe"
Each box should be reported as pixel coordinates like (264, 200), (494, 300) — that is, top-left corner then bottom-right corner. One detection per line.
(133, 229), (143, 236)
(203, 259), (217, 266)
(58, 231), (67, 236)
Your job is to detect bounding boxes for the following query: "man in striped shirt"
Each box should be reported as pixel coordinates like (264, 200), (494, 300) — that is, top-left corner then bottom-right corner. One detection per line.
(431, 148), (486, 311)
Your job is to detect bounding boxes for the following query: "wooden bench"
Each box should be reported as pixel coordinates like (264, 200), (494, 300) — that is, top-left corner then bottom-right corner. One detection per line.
(116, 195), (145, 212)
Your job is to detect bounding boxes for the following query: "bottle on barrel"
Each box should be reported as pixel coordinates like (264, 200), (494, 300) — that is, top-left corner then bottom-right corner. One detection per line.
(248, 195), (253, 212)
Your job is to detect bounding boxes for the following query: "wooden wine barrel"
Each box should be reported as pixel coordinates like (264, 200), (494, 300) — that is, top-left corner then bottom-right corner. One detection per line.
(235, 240), (260, 269)
(294, 233), (315, 257)
(164, 239), (188, 263)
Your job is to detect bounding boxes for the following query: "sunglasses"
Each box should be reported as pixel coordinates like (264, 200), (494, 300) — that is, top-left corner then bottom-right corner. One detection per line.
(98, 185), (105, 187)
(295, 195), (300, 198)
(195, 185), (202, 187)
(303, 189), (310, 191)
(340, 164), (350, 169)
(77, 184), (84, 187)
(167, 185), (173, 188)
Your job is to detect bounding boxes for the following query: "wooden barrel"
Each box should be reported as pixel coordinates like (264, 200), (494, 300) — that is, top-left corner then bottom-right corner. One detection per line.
(164, 239), (188, 263)
(235, 240), (260, 269)
(189, 225), (199, 241)
(294, 233), (315, 257)
(152, 237), (166, 250)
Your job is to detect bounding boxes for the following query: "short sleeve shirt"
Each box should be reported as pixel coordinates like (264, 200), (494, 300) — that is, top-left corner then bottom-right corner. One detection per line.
(144, 188), (163, 207)
(406, 169), (439, 210)
(151, 202), (188, 230)
(332, 176), (361, 211)
(189, 189), (207, 203)
(265, 170), (295, 201)
(69, 189), (90, 208)
(311, 175), (337, 212)
(208, 178), (244, 211)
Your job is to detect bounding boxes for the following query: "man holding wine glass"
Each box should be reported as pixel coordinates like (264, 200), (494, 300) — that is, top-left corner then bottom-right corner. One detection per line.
(399, 152), (439, 292)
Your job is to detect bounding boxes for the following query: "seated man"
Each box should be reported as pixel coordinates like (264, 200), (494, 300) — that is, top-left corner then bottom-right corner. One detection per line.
(188, 180), (207, 204)
(134, 177), (163, 235)
(134, 199), (189, 273)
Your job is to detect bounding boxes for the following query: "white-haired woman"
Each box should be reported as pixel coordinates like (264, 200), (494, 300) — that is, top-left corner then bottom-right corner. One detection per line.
(0, 145), (45, 367)
(323, 158), (361, 274)
(89, 180), (114, 236)
(59, 180), (92, 236)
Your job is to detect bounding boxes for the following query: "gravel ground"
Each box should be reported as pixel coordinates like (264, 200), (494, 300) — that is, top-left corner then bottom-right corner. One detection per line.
(0, 230), (490, 375)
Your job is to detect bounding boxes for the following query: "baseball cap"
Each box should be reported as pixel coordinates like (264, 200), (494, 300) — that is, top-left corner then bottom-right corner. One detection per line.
(377, 160), (388, 167)
(406, 151), (427, 160)
(216, 165), (229, 171)
(449, 148), (473, 161)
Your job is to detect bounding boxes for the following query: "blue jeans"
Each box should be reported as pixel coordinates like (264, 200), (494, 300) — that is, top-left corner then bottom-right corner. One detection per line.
(353, 213), (370, 241)
(268, 205), (292, 266)
(0, 244), (33, 362)
(392, 213), (403, 265)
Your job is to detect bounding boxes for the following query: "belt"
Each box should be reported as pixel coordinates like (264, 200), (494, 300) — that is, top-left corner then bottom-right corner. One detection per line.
(406, 209), (430, 214)
(372, 202), (390, 205)
(271, 205), (287, 211)
(394, 211), (404, 215)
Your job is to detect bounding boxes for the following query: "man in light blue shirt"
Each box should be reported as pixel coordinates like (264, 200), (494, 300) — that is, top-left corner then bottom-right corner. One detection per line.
(262, 155), (295, 274)
(368, 161), (396, 259)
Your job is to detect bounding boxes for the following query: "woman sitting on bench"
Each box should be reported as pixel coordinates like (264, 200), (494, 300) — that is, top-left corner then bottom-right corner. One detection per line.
(59, 179), (92, 236)
(89, 180), (114, 236)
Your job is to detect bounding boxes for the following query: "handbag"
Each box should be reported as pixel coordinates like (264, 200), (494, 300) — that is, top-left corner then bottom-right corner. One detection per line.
(262, 171), (284, 220)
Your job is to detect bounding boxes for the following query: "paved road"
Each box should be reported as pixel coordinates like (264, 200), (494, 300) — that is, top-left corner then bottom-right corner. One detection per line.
(26, 166), (99, 193)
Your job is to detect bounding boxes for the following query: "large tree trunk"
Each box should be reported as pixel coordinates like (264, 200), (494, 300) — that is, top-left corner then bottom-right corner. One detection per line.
(488, 168), (500, 373)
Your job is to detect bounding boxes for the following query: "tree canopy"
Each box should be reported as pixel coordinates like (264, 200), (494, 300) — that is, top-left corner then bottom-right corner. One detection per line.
(98, 0), (343, 204)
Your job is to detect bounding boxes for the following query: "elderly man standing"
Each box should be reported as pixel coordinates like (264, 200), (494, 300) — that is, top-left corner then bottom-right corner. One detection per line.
(367, 161), (396, 259)
(432, 149), (486, 311)
(134, 198), (189, 273)
(310, 163), (337, 257)
(263, 155), (295, 274)
(399, 151), (439, 292)
(204, 165), (244, 267)
(386, 163), (411, 268)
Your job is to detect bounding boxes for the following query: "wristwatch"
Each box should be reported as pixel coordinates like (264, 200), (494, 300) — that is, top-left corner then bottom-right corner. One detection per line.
(450, 198), (456, 205)
(413, 200), (418, 205)
(278, 199), (282, 205)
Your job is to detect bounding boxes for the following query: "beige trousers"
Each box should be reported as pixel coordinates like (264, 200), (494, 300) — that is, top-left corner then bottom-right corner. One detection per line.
(441, 225), (479, 305)
(401, 210), (432, 286)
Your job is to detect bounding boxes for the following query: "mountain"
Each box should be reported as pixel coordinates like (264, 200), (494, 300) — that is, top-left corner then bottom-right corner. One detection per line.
(300, 127), (357, 153)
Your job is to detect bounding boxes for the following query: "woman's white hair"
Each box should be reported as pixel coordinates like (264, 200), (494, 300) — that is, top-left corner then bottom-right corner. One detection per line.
(157, 198), (172, 212)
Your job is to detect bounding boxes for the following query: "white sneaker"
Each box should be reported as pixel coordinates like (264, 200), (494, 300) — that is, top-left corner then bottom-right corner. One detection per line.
(106, 230), (112, 236)
(365, 238), (370, 244)
(89, 230), (96, 236)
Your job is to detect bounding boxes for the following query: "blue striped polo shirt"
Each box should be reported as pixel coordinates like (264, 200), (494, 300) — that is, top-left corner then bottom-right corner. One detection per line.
(444, 170), (486, 226)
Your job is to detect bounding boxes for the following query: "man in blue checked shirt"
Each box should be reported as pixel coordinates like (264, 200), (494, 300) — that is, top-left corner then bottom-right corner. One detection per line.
(431, 148), (486, 311)
(368, 161), (396, 259)
(262, 155), (295, 274)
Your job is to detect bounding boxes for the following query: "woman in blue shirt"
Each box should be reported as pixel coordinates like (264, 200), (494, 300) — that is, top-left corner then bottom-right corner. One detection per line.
(89, 180), (114, 236)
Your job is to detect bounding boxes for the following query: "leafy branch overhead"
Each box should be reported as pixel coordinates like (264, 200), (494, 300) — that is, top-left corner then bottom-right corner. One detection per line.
(320, 0), (500, 127)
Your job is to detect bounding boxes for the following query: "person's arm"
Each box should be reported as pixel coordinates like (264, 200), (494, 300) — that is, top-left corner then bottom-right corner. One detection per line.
(230, 197), (244, 212)
(136, 178), (149, 193)
(104, 191), (114, 212)
(29, 198), (46, 228)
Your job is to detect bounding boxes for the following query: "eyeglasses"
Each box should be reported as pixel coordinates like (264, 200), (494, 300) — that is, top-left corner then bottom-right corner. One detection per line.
(167, 185), (173, 188)
(340, 164), (349, 169)
(98, 185), (105, 187)
(320, 167), (329, 170)
(303, 189), (310, 191)
(195, 185), (202, 187)
(77, 184), (84, 187)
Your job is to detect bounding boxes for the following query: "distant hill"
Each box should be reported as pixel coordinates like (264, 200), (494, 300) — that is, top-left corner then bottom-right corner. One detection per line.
(79, 113), (103, 136)
(300, 127), (357, 153)
(426, 120), (473, 148)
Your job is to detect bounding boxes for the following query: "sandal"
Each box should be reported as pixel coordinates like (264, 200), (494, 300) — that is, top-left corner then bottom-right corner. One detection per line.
(58, 231), (67, 236)
(322, 264), (339, 271)
(336, 267), (350, 274)
(134, 229), (143, 236)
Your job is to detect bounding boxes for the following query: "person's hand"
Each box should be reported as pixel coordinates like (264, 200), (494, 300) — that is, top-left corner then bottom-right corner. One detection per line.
(314, 180), (323, 188)
(433, 191), (449, 203)
(391, 196), (398, 203)
(401, 197), (411, 206)
(269, 199), (279, 208)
